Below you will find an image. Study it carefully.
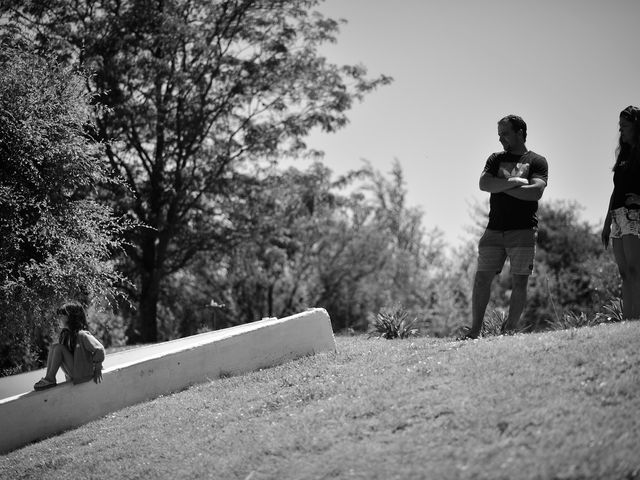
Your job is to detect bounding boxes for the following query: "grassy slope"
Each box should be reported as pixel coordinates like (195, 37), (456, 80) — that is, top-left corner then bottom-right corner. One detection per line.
(1, 322), (640, 480)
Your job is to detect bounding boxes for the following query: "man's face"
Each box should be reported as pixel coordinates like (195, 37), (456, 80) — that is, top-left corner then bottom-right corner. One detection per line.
(498, 122), (522, 152)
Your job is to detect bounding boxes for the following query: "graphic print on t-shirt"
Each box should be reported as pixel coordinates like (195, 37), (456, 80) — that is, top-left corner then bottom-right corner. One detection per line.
(483, 150), (548, 230)
(499, 162), (530, 179)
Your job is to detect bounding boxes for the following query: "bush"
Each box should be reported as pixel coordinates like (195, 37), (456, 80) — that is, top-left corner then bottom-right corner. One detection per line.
(482, 309), (507, 337)
(550, 311), (599, 330)
(550, 297), (624, 331)
(86, 302), (128, 349)
(0, 43), (128, 373)
(596, 297), (624, 323)
(369, 305), (419, 339)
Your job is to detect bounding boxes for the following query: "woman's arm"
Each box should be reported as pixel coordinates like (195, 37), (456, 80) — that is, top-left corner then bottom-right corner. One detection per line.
(602, 191), (615, 249)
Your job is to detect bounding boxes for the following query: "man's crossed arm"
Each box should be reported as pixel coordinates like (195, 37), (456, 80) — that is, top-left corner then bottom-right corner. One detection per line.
(479, 173), (546, 201)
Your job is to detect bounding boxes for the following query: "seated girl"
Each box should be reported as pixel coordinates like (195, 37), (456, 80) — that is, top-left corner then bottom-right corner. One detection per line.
(34, 302), (105, 391)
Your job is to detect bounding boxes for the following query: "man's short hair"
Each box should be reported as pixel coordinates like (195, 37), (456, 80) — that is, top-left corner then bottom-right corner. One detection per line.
(498, 115), (527, 141)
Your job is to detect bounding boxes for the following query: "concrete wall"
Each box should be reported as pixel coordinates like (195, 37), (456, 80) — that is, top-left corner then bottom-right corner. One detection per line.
(0, 308), (335, 454)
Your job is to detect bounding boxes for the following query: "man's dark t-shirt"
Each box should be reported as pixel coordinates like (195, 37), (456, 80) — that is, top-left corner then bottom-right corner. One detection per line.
(482, 151), (548, 230)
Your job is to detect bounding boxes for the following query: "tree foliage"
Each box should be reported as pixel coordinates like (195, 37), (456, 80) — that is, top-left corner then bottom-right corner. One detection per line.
(1, 0), (392, 342)
(0, 44), (127, 374)
(132, 160), (453, 336)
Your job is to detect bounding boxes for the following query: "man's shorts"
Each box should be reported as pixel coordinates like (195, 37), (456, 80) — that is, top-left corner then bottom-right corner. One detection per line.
(477, 229), (537, 276)
(610, 207), (640, 239)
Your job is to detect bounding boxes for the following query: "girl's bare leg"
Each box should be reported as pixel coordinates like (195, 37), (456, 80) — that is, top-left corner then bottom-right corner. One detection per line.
(44, 344), (73, 382)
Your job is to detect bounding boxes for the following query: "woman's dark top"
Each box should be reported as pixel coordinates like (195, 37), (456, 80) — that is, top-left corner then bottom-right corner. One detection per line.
(612, 160), (640, 210)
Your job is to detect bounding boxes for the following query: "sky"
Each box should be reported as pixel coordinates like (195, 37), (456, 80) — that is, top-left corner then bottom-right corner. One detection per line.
(300, 0), (640, 248)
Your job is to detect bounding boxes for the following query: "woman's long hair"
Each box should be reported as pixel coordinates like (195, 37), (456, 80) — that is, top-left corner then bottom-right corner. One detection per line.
(613, 105), (640, 171)
(57, 302), (88, 353)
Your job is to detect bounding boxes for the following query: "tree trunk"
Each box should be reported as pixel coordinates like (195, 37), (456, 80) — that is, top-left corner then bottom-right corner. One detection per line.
(128, 231), (163, 344)
(137, 272), (160, 343)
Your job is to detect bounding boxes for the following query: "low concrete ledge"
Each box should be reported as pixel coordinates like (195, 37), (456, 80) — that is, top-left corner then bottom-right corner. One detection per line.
(0, 308), (335, 454)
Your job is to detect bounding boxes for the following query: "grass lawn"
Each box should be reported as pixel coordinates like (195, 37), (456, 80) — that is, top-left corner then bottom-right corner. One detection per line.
(1, 321), (639, 480)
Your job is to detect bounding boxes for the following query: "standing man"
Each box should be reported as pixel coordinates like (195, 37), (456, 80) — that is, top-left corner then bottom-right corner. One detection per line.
(463, 115), (548, 339)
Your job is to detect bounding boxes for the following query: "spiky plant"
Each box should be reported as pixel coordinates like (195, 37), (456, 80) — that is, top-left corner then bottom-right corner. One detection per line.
(597, 297), (624, 323)
(369, 305), (419, 339)
(482, 309), (506, 337)
(551, 311), (601, 330)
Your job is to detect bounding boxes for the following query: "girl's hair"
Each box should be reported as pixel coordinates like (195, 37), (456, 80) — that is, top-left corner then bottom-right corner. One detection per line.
(613, 105), (640, 171)
(57, 302), (88, 352)
(57, 302), (88, 332)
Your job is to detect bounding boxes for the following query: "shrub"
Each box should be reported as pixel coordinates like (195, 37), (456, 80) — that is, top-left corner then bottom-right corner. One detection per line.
(86, 302), (128, 349)
(482, 309), (506, 337)
(369, 305), (419, 339)
(549, 297), (624, 331)
(550, 311), (598, 330)
(0, 43), (129, 373)
(595, 297), (624, 323)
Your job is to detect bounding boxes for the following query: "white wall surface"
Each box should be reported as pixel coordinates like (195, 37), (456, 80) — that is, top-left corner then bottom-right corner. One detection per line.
(0, 308), (335, 453)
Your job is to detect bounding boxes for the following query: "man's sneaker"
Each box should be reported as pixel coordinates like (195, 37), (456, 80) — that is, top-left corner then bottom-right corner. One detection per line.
(456, 326), (479, 341)
(500, 320), (521, 336)
(34, 378), (57, 391)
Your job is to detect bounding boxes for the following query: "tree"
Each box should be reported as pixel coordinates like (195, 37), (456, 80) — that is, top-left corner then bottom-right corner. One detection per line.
(140, 160), (451, 335)
(0, 43), (127, 373)
(2, 0), (392, 342)
(153, 161), (387, 333)
(221, 160), (449, 333)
